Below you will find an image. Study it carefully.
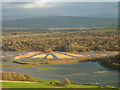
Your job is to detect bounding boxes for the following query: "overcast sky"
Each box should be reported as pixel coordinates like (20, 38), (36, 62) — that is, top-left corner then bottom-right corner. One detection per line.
(2, 2), (118, 19)
(2, 0), (119, 2)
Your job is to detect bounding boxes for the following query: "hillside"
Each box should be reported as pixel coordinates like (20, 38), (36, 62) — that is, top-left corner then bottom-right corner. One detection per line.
(2, 16), (117, 29)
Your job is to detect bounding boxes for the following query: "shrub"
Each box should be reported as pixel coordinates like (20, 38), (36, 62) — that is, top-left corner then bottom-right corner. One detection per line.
(54, 82), (65, 87)
(2, 71), (37, 82)
(64, 77), (71, 86)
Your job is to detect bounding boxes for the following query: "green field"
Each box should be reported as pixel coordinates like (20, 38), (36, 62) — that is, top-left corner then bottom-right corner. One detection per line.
(2, 72), (115, 89)
(2, 82), (112, 89)
(3, 65), (56, 71)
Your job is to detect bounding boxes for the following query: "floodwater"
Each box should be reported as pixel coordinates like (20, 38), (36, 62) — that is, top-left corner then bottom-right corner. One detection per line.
(3, 62), (119, 87)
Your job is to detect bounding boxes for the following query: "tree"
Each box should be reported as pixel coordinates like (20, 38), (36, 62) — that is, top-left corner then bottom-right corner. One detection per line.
(64, 77), (71, 86)
(43, 47), (53, 53)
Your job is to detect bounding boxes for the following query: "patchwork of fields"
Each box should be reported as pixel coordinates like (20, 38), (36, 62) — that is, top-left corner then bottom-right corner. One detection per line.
(2, 51), (118, 61)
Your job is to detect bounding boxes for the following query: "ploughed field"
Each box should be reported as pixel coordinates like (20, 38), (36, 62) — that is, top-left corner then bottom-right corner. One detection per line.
(2, 51), (118, 61)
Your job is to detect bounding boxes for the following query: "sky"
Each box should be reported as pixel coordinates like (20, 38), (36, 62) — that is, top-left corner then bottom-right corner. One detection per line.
(2, 1), (118, 19)
(2, 0), (119, 2)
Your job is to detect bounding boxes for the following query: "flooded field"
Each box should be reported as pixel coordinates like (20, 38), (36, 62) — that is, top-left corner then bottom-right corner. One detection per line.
(3, 62), (119, 87)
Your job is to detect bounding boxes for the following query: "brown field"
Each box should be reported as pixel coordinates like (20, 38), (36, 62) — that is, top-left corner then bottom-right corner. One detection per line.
(100, 54), (108, 56)
(46, 55), (54, 59)
(14, 52), (40, 60)
(54, 53), (73, 59)
(32, 53), (47, 59)
(2, 51), (118, 60)
(63, 53), (86, 57)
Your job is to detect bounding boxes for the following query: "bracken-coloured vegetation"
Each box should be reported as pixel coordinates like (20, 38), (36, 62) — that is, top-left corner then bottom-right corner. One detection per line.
(2, 71), (37, 82)
(2, 29), (119, 52)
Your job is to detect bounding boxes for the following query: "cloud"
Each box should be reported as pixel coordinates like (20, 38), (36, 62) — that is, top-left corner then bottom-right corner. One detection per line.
(2, 1), (58, 9)
(2, 0), (119, 9)
(21, 1), (56, 9)
(2, 2), (118, 18)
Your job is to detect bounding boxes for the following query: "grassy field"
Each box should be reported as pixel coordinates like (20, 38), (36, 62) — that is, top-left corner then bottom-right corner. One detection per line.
(19, 65), (56, 70)
(2, 71), (115, 89)
(2, 81), (113, 89)
(3, 65), (56, 71)
(1, 72), (116, 89)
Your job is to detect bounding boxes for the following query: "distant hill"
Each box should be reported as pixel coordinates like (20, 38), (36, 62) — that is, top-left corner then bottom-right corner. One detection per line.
(2, 16), (117, 29)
